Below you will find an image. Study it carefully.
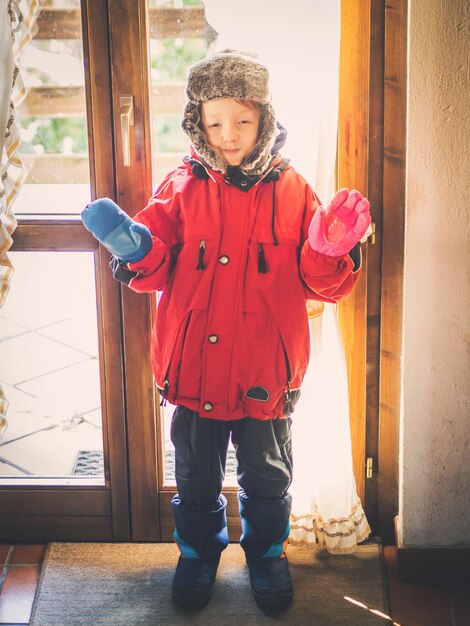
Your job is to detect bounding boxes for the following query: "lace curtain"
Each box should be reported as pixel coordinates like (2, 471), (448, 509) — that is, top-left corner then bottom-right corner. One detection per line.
(0, 0), (43, 437)
(203, 0), (370, 553)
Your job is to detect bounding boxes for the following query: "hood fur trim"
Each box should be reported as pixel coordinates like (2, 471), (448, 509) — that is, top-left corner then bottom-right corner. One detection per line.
(182, 101), (277, 176)
(182, 50), (278, 177)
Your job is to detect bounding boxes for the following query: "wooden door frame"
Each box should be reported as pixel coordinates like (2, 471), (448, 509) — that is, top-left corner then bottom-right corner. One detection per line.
(378, 0), (407, 544)
(338, 0), (407, 544)
(0, 0), (406, 544)
(337, 0), (373, 521)
(106, 0), (160, 541)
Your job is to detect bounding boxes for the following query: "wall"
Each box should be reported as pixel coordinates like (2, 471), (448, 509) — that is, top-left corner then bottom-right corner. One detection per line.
(400, 0), (470, 546)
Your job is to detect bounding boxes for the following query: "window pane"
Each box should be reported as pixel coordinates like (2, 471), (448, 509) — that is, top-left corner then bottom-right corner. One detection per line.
(147, 1), (239, 486)
(0, 252), (104, 482)
(15, 1), (90, 216)
(148, 0), (208, 189)
(149, 1), (205, 484)
(161, 401), (237, 487)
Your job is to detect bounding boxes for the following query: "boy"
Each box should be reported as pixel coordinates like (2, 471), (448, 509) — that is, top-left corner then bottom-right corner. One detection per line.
(82, 50), (371, 610)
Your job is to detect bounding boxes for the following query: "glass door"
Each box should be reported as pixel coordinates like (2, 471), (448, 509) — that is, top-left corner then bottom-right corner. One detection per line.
(0, 0), (131, 541)
(143, 0), (372, 539)
(110, 0), (372, 540)
(143, 0), (242, 540)
(0, 0), (374, 542)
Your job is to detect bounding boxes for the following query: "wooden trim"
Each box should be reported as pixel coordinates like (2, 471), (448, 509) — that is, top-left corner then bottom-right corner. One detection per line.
(0, 489), (111, 515)
(337, 0), (371, 506)
(82, 0), (131, 541)
(365, 0), (386, 534)
(397, 547), (470, 582)
(377, 0), (408, 544)
(11, 222), (97, 250)
(0, 516), (113, 541)
(108, 0), (160, 542)
(94, 245), (132, 542)
(338, 0), (405, 541)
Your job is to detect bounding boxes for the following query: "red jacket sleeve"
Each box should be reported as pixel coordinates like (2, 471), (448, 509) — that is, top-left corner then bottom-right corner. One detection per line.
(125, 170), (184, 293)
(299, 184), (362, 303)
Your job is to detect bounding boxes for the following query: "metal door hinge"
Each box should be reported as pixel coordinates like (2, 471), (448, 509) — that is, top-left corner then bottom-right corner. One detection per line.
(370, 222), (376, 245)
(366, 457), (374, 479)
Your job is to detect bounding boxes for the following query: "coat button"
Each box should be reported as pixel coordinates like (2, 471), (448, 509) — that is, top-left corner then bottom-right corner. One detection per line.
(241, 180), (248, 186)
(203, 402), (213, 411)
(208, 334), (218, 344)
(219, 255), (229, 265)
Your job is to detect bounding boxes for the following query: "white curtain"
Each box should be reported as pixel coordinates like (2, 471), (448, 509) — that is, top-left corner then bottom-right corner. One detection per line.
(203, 0), (370, 553)
(0, 0), (43, 438)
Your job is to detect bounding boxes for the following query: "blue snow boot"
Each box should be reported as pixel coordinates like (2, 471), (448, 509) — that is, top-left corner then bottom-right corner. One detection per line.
(172, 554), (221, 609)
(239, 490), (294, 608)
(171, 495), (228, 608)
(246, 555), (293, 608)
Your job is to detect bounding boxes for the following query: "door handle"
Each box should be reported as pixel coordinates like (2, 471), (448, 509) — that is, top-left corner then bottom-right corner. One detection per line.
(120, 95), (134, 167)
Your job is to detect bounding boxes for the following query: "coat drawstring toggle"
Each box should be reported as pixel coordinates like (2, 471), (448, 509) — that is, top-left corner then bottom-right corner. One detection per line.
(196, 240), (206, 270)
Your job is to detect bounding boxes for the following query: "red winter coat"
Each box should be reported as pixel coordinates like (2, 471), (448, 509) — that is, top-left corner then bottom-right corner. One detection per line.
(126, 156), (361, 421)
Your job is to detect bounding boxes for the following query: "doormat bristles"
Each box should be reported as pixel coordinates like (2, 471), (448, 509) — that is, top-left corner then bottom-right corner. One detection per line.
(71, 449), (238, 480)
(71, 450), (104, 476)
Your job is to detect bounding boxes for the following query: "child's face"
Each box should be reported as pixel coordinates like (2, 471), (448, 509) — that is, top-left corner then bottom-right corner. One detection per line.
(201, 98), (260, 167)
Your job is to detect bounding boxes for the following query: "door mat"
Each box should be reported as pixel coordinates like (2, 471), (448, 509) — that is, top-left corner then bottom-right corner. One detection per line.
(71, 450), (104, 476)
(30, 541), (390, 625)
(71, 449), (238, 480)
(164, 448), (238, 480)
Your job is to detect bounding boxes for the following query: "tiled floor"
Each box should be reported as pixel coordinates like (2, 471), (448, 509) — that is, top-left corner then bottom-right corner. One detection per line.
(0, 544), (44, 625)
(0, 543), (468, 625)
(0, 252), (103, 478)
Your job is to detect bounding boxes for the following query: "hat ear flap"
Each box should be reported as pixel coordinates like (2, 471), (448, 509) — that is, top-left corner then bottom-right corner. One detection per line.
(182, 101), (227, 172)
(239, 103), (277, 176)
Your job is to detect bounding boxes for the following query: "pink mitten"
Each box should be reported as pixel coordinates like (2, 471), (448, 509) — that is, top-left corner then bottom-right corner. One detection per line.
(308, 188), (371, 257)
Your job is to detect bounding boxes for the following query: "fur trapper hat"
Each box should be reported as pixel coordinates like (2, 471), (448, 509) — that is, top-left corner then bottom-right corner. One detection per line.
(182, 50), (278, 177)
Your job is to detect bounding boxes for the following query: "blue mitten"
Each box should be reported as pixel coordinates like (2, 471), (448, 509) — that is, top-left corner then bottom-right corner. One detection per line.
(81, 197), (152, 263)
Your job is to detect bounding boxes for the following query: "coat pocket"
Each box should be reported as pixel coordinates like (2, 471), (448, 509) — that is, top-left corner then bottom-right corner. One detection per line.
(158, 309), (194, 405)
(232, 312), (294, 417)
(277, 329), (302, 416)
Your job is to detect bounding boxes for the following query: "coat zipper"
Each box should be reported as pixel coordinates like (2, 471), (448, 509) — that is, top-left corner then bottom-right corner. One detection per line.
(280, 338), (293, 414)
(160, 378), (170, 407)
